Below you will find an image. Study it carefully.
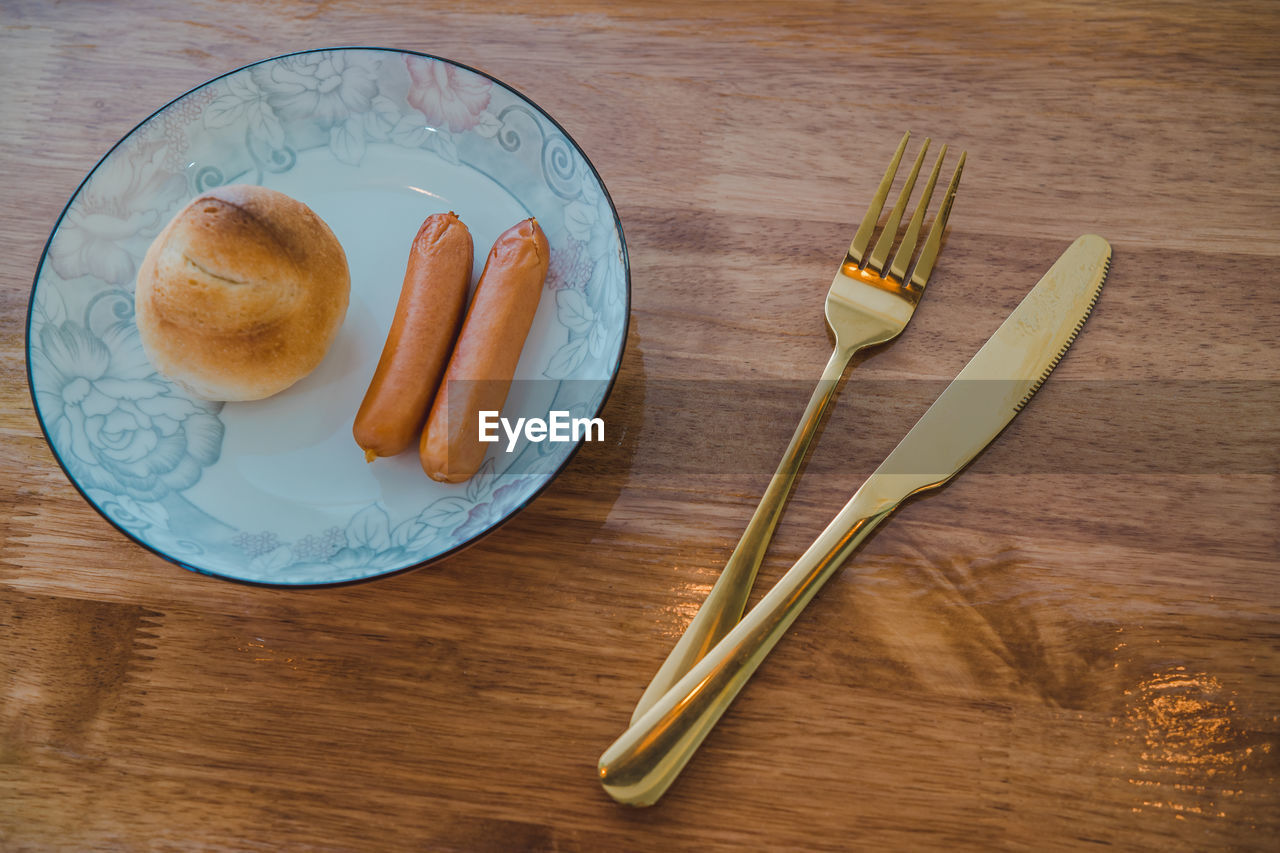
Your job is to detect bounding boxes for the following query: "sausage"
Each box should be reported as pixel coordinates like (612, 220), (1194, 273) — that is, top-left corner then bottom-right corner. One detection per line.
(420, 218), (549, 482)
(354, 212), (473, 462)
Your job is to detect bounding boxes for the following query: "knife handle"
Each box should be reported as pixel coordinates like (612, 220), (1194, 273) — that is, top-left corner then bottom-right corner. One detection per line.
(629, 344), (855, 723)
(598, 488), (897, 807)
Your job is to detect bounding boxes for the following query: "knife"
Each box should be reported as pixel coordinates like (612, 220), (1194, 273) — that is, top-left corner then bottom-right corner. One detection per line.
(598, 234), (1111, 806)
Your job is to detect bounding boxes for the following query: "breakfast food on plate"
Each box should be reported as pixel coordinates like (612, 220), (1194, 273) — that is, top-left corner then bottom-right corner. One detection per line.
(353, 212), (473, 462)
(420, 218), (549, 483)
(134, 184), (350, 401)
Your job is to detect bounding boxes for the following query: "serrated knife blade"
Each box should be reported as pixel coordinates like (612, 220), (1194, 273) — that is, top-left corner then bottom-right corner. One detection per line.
(598, 234), (1112, 806)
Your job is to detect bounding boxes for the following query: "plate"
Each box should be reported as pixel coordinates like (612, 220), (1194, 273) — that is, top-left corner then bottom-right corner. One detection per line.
(26, 48), (629, 586)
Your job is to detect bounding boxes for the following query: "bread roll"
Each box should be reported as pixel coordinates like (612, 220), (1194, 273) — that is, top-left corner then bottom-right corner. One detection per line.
(135, 184), (350, 401)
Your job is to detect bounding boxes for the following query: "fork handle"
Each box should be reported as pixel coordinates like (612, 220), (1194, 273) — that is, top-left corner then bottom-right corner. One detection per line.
(599, 486), (898, 806)
(629, 343), (857, 723)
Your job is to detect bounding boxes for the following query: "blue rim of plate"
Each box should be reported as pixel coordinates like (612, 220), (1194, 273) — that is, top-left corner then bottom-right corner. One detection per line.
(24, 46), (631, 588)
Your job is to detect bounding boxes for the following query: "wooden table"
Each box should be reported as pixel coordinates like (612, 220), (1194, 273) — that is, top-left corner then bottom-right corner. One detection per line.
(3, 1), (1277, 849)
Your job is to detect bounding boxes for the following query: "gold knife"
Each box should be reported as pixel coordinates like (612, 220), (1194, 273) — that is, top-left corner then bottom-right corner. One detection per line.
(598, 234), (1112, 806)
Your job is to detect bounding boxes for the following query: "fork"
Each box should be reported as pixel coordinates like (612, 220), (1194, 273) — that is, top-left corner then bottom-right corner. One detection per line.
(630, 132), (965, 722)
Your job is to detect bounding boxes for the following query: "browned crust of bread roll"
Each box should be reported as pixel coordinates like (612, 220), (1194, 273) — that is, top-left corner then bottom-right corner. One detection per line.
(135, 184), (350, 401)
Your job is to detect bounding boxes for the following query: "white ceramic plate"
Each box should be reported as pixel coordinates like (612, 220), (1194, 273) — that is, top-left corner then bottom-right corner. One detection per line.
(26, 48), (629, 586)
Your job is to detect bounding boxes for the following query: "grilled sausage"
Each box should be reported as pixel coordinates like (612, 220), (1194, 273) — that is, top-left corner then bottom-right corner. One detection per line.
(354, 212), (472, 461)
(420, 218), (549, 482)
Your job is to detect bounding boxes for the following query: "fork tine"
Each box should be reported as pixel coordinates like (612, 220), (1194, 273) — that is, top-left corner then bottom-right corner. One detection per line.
(888, 143), (947, 283)
(847, 131), (910, 266)
(909, 151), (966, 289)
(866, 138), (930, 274)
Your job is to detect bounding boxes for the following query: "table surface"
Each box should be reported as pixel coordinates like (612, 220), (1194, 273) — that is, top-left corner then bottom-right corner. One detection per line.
(3, 1), (1277, 849)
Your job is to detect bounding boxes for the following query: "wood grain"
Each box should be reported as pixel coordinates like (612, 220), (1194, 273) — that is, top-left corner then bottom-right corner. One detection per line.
(2, 1), (1277, 849)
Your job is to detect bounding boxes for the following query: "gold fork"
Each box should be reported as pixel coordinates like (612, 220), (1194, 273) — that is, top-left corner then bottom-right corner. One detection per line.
(631, 132), (965, 722)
